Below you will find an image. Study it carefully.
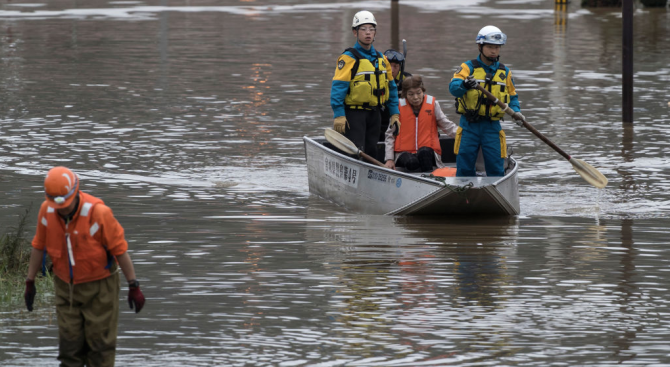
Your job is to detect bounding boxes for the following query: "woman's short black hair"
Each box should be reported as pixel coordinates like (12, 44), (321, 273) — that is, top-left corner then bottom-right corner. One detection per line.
(401, 75), (425, 99)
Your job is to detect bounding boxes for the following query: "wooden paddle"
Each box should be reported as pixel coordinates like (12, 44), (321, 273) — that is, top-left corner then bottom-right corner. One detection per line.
(324, 128), (386, 168)
(474, 84), (608, 189)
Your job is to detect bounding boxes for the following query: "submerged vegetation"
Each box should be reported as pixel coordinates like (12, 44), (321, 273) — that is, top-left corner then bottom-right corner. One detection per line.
(0, 205), (53, 307)
(1, 206), (32, 275)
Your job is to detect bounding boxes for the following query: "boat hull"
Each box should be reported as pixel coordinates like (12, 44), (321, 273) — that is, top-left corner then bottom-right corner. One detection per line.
(304, 136), (520, 216)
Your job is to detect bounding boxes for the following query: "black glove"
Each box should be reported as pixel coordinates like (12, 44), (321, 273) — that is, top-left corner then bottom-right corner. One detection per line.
(463, 76), (478, 90)
(25, 279), (36, 312)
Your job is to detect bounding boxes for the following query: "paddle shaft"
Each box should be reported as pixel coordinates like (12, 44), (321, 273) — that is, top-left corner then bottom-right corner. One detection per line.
(360, 151), (386, 168)
(474, 84), (571, 161)
(402, 39), (407, 75)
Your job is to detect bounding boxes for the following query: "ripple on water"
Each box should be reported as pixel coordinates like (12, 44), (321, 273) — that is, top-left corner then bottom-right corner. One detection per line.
(2, 2), (670, 366)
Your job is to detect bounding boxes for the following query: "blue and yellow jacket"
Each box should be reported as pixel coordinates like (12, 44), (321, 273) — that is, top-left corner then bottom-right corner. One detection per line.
(449, 55), (520, 126)
(330, 42), (399, 119)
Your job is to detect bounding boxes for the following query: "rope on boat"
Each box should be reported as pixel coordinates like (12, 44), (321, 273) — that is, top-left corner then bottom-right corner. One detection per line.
(421, 174), (474, 204)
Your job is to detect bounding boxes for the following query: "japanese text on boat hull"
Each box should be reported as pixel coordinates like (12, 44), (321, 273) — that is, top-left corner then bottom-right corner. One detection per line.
(324, 156), (359, 188)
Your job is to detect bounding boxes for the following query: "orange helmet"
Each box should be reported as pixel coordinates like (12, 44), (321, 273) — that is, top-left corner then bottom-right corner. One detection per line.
(44, 166), (80, 209)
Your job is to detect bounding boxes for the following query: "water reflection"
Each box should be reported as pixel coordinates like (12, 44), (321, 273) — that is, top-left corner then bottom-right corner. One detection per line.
(2, 205), (670, 365)
(302, 214), (519, 363)
(0, 1), (669, 216)
(2, 1), (670, 366)
(611, 218), (637, 363)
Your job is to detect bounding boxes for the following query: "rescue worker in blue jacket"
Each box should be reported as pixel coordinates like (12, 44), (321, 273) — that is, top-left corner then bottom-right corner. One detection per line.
(331, 10), (400, 159)
(449, 25), (524, 177)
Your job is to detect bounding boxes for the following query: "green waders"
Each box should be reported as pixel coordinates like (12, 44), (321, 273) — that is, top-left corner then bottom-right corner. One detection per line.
(54, 272), (120, 367)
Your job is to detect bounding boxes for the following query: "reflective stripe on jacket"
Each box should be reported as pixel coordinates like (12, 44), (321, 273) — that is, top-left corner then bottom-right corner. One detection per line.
(32, 191), (128, 284)
(331, 42), (399, 118)
(394, 95), (441, 155)
(456, 59), (511, 121)
(342, 47), (391, 108)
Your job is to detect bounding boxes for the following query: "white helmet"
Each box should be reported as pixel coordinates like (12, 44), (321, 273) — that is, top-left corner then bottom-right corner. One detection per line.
(352, 10), (377, 29)
(476, 25), (507, 45)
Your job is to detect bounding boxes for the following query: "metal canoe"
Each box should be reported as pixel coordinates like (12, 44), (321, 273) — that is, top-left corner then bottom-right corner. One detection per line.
(303, 136), (520, 216)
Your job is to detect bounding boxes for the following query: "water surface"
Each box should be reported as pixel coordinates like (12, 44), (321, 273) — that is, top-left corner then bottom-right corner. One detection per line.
(1, 0), (670, 365)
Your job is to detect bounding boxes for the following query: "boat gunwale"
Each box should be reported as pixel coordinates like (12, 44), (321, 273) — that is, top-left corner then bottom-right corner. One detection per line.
(304, 135), (445, 187)
(304, 135), (519, 188)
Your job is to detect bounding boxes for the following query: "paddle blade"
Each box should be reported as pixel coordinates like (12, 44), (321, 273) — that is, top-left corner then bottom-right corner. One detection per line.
(324, 128), (359, 156)
(569, 158), (608, 188)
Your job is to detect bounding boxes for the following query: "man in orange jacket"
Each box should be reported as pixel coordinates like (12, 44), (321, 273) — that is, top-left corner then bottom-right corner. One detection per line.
(24, 166), (145, 367)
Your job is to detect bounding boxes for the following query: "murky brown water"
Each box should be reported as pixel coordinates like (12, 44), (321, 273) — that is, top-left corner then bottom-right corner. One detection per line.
(1, 0), (670, 365)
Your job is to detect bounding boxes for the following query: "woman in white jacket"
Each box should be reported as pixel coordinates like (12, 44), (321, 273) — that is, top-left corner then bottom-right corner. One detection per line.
(384, 75), (458, 172)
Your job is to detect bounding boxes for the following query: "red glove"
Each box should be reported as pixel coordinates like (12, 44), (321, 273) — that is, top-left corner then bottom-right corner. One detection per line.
(25, 279), (36, 312)
(128, 280), (145, 313)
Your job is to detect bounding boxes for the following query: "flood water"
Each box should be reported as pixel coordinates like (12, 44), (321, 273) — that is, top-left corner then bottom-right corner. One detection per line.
(1, 0), (670, 365)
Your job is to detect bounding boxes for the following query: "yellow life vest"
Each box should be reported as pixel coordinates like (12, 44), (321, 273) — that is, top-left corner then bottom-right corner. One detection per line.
(456, 59), (510, 121)
(343, 48), (390, 109)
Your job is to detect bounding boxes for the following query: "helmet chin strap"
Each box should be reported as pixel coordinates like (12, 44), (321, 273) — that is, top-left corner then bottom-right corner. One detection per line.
(479, 45), (500, 62)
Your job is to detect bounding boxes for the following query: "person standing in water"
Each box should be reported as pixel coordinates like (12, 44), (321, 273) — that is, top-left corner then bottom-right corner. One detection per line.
(24, 166), (145, 366)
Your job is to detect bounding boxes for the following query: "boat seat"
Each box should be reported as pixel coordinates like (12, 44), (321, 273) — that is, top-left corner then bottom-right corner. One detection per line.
(375, 137), (513, 176)
(376, 137), (458, 164)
